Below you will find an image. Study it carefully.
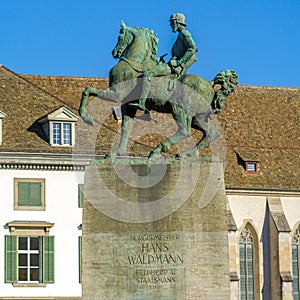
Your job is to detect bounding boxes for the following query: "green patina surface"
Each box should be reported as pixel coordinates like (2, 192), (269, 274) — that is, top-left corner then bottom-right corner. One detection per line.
(78, 14), (238, 159)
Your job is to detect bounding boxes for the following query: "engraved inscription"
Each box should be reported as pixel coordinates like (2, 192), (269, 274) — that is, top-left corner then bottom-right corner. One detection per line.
(134, 267), (179, 290)
(128, 234), (183, 266)
(124, 233), (185, 292)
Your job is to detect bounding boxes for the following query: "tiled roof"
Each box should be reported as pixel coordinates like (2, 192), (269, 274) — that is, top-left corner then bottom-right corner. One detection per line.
(1, 66), (299, 190)
(0, 66), (74, 154)
(19, 73), (108, 109)
(219, 85), (300, 190)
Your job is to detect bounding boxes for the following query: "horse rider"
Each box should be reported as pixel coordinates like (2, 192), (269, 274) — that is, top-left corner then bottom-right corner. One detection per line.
(129, 13), (198, 111)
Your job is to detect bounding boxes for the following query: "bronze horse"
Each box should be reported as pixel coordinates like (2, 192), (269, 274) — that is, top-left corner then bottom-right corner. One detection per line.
(78, 21), (238, 158)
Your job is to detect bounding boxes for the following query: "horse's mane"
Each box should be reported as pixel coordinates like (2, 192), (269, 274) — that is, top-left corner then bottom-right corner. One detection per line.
(130, 26), (159, 62)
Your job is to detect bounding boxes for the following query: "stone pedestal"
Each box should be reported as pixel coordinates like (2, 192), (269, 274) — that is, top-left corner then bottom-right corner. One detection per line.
(82, 160), (229, 299)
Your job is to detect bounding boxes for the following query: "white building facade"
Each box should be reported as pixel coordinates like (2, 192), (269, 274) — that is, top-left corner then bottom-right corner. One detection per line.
(227, 191), (300, 299)
(0, 154), (86, 299)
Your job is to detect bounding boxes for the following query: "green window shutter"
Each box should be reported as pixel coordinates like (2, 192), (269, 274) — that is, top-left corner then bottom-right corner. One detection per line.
(79, 236), (82, 283)
(18, 182), (42, 206)
(29, 182), (42, 206)
(18, 182), (30, 206)
(5, 235), (17, 283)
(78, 184), (84, 208)
(43, 236), (55, 283)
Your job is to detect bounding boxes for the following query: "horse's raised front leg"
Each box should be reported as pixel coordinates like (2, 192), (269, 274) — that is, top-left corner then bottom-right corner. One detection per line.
(79, 86), (126, 126)
(149, 108), (192, 159)
(78, 87), (103, 125)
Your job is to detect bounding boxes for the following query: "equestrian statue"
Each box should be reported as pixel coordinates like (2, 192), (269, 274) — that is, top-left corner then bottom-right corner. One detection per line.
(78, 14), (238, 159)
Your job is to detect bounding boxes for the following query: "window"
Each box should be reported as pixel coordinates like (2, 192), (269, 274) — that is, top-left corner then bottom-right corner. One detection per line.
(18, 237), (40, 282)
(53, 123), (61, 145)
(14, 178), (45, 210)
(240, 226), (254, 299)
(5, 236), (54, 285)
(235, 151), (260, 175)
(52, 122), (72, 146)
(37, 107), (78, 147)
(63, 123), (71, 144)
(292, 226), (300, 298)
(245, 162), (258, 174)
(5, 221), (54, 285)
(239, 223), (259, 300)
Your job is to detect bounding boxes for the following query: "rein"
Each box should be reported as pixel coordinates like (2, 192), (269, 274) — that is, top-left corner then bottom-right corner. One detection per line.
(120, 56), (154, 73)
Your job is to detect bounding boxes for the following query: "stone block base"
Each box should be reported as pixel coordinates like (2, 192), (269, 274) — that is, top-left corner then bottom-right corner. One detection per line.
(83, 160), (229, 299)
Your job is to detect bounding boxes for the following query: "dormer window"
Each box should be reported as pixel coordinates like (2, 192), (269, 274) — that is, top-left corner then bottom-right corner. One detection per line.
(38, 107), (78, 147)
(0, 109), (7, 145)
(245, 161), (259, 174)
(235, 149), (260, 175)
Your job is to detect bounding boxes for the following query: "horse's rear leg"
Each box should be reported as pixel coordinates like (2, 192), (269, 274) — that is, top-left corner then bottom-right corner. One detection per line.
(176, 119), (220, 159)
(196, 122), (220, 152)
(149, 113), (192, 158)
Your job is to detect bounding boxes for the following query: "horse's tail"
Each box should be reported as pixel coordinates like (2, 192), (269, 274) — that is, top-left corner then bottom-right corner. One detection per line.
(210, 70), (238, 114)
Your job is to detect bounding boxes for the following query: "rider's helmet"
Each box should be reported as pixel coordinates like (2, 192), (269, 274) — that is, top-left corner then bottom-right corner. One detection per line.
(169, 13), (187, 26)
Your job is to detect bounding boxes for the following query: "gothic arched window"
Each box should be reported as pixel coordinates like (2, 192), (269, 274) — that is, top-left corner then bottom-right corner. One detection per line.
(239, 225), (255, 300)
(292, 225), (300, 298)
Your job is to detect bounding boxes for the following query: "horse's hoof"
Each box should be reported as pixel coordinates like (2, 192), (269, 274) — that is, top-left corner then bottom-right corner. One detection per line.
(148, 151), (162, 160)
(104, 153), (114, 160)
(104, 151), (121, 160)
(176, 148), (198, 160)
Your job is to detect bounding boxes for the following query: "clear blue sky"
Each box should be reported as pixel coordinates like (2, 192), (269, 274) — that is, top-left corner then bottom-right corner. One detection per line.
(1, 0), (300, 87)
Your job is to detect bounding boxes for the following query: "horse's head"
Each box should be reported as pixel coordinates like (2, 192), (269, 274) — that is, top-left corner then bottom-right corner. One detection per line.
(112, 20), (158, 71)
(112, 20), (134, 59)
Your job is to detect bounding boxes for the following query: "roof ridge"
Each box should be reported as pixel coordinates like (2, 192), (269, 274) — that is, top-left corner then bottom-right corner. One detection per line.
(0, 66), (124, 141)
(21, 74), (106, 81)
(20, 74), (300, 90)
(237, 83), (300, 90)
(0, 65), (77, 110)
(21, 75), (77, 110)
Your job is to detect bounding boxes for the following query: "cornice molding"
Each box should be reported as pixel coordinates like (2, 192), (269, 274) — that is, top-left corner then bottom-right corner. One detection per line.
(0, 152), (91, 171)
(0, 163), (84, 171)
(226, 187), (300, 197)
(7, 221), (54, 231)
